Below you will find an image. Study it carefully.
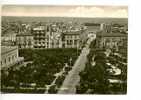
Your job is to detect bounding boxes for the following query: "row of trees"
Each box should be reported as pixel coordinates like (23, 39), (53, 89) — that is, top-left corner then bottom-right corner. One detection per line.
(76, 39), (127, 94)
(76, 49), (110, 94)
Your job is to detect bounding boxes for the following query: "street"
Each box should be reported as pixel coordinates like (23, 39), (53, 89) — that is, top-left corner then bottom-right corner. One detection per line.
(58, 37), (95, 94)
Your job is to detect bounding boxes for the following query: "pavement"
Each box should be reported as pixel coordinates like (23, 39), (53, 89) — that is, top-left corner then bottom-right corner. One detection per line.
(58, 37), (95, 94)
(44, 66), (66, 93)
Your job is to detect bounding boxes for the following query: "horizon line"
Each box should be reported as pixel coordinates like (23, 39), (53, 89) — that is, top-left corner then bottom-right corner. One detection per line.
(2, 16), (128, 19)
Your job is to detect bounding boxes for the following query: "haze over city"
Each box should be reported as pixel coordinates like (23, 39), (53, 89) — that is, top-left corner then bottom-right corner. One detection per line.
(2, 5), (128, 18)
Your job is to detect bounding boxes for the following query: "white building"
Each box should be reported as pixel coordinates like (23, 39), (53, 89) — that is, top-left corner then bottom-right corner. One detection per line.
(1, 46), (24, 69)
(1, 34), (16, 42)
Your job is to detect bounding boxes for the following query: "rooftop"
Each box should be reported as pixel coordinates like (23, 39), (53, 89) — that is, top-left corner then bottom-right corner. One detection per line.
(33, 26), (46, 30)
(1, 46), (18, 55)
(96, 32), (127, 37)
(63, 30), (81, 35)
(16, 31), (33, 36)
(16, 34), (33, 36)
(2, 33), (16, 37)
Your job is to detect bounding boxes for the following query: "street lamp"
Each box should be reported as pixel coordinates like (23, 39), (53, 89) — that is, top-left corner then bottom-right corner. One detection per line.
(69, 58), (72, 67)
(77, 40), (79, 56)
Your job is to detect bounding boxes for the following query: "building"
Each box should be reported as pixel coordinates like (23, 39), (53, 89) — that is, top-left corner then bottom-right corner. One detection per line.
(7, 23), (88, 49)
(101, 23), (112, 33)
(84, 23), (102, 40)
(1, 46), (24, 70)
(16, 33), (34, 49)
(1, 33), (16, 42)
(48, 32), (62, 48)
(48, 24), (86, 49)
(1, 33), (17, 46)
(32, 26), (48, 48)
(47, 24), (63, 48)
(96, 32), (127, 52)
(62, 30), (81, 48)
(111, 23), (127, 33)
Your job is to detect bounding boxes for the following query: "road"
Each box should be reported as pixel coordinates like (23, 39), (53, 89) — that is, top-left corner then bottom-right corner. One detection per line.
(58, 38), (94, 94)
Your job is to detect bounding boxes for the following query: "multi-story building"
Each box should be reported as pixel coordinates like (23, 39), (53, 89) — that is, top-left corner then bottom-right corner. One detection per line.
(96, 32), (127, 52)
(101, 23), (112, 33)
(49, 32), (62, 48)
(1, 33), (16, 42)
(1, 46), (24, 70)
(6, 23), (89, 49)
(32, 26), (48, 48)
(16, 25), (75, 49)
(16, 33), (34, 49)
(47, 24), (63, 48)
(1, 33), (17, 46)
(62, 30), (81, 48)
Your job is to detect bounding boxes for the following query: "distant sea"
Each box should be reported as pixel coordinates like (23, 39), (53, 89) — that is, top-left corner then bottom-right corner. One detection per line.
(2, 16), (128, 24)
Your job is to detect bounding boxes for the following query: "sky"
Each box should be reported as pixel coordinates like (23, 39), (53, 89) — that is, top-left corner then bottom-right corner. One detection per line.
(2, 5), (128, 18)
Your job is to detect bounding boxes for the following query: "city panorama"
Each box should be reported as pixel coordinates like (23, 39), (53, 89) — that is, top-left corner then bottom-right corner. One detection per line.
(1, 5), (128, 94)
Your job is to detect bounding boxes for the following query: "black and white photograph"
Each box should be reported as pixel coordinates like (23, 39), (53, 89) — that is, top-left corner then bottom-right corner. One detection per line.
(1, 5), (128, 94)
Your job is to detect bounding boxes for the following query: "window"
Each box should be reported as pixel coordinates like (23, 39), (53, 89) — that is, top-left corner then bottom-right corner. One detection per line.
(12, 55), (15, 60)
(52, 42), (54, 46)
(70, 40), (72, 45)
(15, 55), (17, 59)
(9, 57), (11, 62)
(67, 40), (69, 45)
(74, 40), (77, 45)
(5, 59), (6, 64)
(56, 41), (59, 45)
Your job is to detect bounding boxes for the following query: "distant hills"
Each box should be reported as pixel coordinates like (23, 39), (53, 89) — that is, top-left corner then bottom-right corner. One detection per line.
(2, 16), (128, 24)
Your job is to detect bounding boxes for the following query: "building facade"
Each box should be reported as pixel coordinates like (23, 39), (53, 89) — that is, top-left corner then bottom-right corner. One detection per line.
(48, 31), (62, 48)
(96, 32), (127, 52)
(101, 23), (112, 33)
(1, 33), (17, 46)
(32, 26), (48, 48)
(1, 46), (24, 69)
(16, 34), (34, 48)
(13, 24), (88, 49)
(62, 31), (80, 48)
